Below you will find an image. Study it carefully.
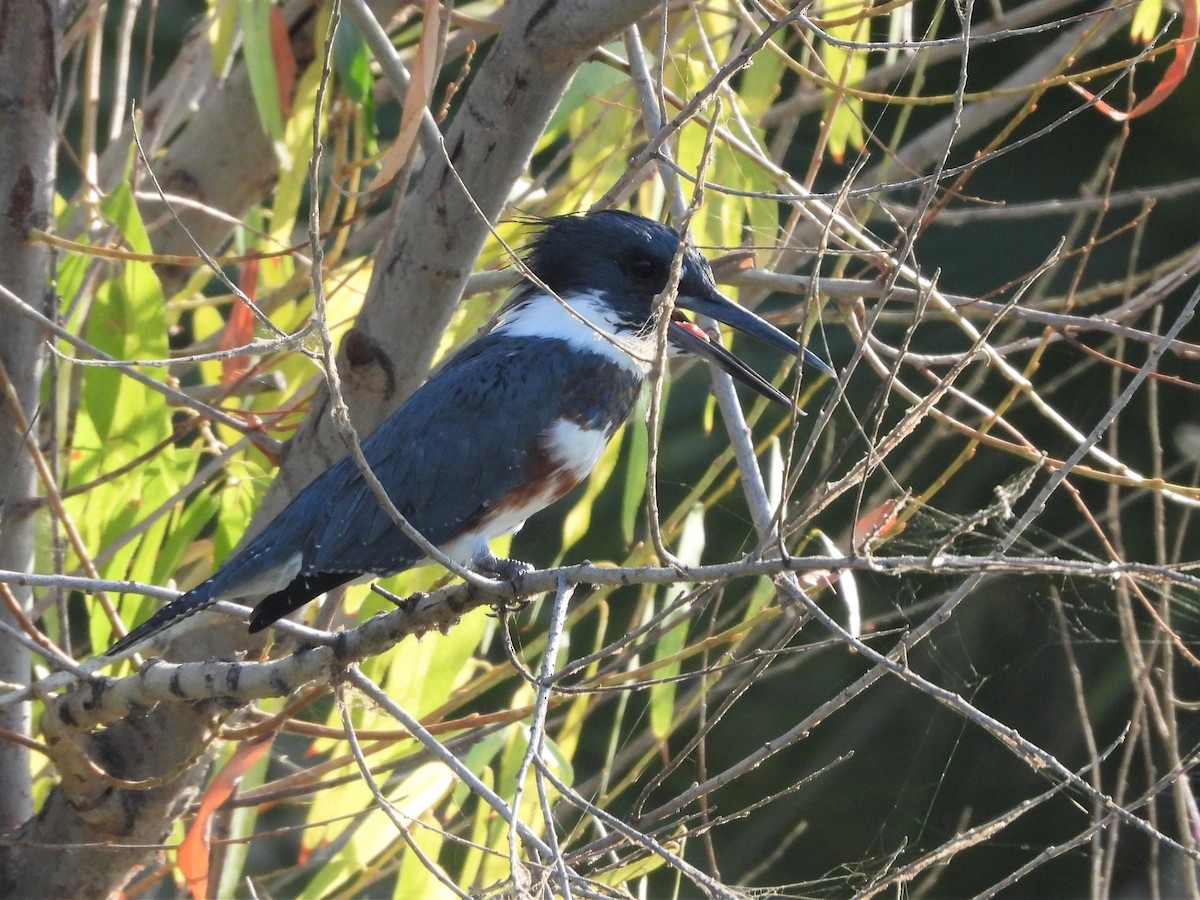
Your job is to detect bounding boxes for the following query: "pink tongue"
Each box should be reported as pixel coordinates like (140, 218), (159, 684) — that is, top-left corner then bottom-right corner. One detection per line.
(674, 319), (709, 341)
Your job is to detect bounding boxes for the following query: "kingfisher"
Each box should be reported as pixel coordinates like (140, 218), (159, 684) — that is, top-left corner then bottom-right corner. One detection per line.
(107, 210), (832, 656)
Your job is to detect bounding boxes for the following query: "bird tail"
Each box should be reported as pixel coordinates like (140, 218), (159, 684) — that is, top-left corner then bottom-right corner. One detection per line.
(106, 585), (218, 656)
(247, 571), (351, 633)
(106, 570), (353, 656)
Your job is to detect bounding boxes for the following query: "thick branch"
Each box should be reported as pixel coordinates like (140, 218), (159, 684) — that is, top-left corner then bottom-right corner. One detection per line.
(0, 0), (60, 833)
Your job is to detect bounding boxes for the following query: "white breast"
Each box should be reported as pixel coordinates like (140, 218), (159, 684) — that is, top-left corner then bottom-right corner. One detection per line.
(542, 418), (611, 481)
(437, 418), (612, 567)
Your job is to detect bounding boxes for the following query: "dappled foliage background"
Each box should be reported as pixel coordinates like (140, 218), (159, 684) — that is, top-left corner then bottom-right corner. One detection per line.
(2, 0), (1200, 896)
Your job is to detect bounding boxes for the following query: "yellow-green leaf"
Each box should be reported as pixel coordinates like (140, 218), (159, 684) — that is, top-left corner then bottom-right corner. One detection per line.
(1131, 0), (1164, 42)
(649, 504), (705, 741)
(819, 0), (871, 161)
(239, 0), (287, 154)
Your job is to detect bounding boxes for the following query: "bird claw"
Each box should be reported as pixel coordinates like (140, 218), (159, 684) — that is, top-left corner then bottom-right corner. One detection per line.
(471, 555), (533, 615)
(473, 555), (533, 583)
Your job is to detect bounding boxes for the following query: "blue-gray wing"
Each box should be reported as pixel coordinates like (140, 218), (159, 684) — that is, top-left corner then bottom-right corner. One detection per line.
(297, 335), (567, 574)
(106, 333), (639, 654)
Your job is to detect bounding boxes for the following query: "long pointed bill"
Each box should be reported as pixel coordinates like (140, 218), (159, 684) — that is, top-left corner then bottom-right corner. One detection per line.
(670, 289), (834, 408)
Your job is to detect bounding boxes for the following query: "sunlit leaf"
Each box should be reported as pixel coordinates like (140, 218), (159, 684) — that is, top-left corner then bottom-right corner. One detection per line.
(1131, 0), (1164, 42)
(392, 808), (447, 899)
(214, 456), (272, 564)
(377, 594), (489, 718)
(649, 504), (705, 741)
(273, 55), (325, 246)
(591, 826), (684, 887)
(207, 0), (239, 76)
(819, 0), (870, 161)
(239, 0), (288, 159)
(620, 406), (648, 544)
(546, 59), (627, 134)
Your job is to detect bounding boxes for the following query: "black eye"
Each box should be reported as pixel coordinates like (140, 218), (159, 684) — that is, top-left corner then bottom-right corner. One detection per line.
(622, 252), (661, 282)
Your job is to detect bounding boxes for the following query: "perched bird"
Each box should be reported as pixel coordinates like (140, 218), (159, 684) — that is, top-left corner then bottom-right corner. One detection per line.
(107, 210), (832, 656)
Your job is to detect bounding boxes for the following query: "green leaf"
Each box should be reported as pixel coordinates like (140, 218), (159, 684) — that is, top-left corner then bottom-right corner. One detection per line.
(213, 740), (273, 899)
(98, 181), (152, 255)
(540, 732), (575, 787)
(591, 840), (676, 888)
(391, 806), (446, 899)
(562, 73), (638, 206)
(75, 195), (170, 462)
(70, 185), (199, 647)
(456, 763), (496, 888)
(239, 0), (286, 147)
(207, 0), (240, 76)
(620, 408), (648, 545)
(454, 730), (511, 807)
(547, 59), (627, 135)
(271, 51), (324, 244)
(649, 504), (705, 741)
(154, 476), (220, 587)
(368, 589), (490, 720)
(215, 456), (272, 564)
(819, 0), (870, 161)
(739, 39), (787, 119)
(1130, 0), (1164, 42)
(334, 18), (372, 104)
(54, 252), (90, 323)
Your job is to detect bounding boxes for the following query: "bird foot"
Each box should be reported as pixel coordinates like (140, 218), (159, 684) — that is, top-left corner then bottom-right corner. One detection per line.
(472, 554), (533, 583)
(469, 555), (533, 615)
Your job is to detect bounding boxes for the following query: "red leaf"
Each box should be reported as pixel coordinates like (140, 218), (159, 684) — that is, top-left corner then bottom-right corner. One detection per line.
(853, 497), (906, 552)
(220, 261), (259, 388)
(268, 4), (297, 116)
(1073, 1), (1197, 121)
(176, 734), (274, 899)
(367, 0), (441, 192)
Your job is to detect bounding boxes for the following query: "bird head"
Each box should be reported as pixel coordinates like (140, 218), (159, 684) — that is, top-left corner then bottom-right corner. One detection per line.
(521, 210), (834, 406)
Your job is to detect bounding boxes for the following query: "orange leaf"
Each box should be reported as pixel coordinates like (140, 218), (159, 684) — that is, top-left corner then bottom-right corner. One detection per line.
(176, 734), (275, 899)
(268, 4), (297, 116)
(853, 497), (906, 552)
(1073, 0), (1197, 121)
(367, 0), (441, 192)
(220, 261), (259, 388)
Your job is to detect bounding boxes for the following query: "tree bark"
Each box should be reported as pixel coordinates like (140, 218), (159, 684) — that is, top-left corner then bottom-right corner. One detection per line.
(0, 0), (61, 832)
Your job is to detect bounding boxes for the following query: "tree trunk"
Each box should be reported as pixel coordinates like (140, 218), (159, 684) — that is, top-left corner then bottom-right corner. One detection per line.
(0, 0), (61, 832)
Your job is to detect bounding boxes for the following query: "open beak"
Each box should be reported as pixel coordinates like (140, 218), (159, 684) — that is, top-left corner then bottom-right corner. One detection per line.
(670, 288), (834, 408)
